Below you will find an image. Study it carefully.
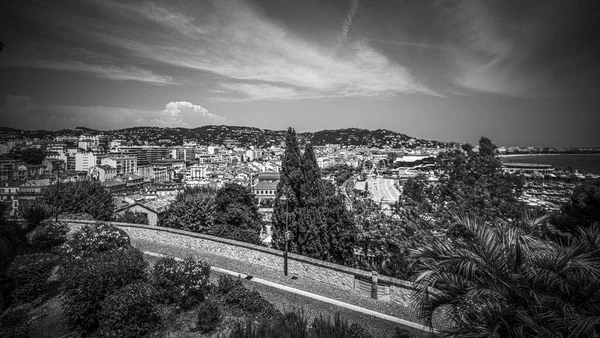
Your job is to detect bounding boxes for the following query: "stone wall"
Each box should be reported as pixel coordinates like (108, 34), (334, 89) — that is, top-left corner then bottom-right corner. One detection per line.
(64, 220), (418, 304)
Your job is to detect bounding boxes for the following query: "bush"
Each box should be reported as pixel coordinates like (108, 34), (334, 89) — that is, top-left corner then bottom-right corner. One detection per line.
(392, 328), (413, 338)
(19, 201), (53, 231)
(195, 299), (222, 334)
(224, 284), (279, 318)
(60, 222), (130, 260)
(58, 212), (95, 221)
(349, 323), (373, 338)
(228, 309), (307, 338)
(216, 275), (243, 295)
(0, 305), (30, 338)
(41, 180), (115, 221)
(96, 282), (160, 338)
(6, 253), (58, 305)
(59, 248), (148, 333)
(27, 220), (69, 249)
(151, 256), (211, 311)
(208, 223), (262, 245)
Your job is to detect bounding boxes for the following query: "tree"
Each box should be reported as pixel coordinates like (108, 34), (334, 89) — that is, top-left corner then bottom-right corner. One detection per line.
(214, 182), (262, 229)
(162, 186), (216, 233)
(19, 148), (45, 165)
(273, 130), (359, 263)
(273, 128), (303, 252)
(41, 180), (114, 220)
(552, 179), (600, 236)
(409, 213), (600, 337)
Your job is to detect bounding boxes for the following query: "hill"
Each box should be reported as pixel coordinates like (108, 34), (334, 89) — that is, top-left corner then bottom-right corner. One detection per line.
(0, 125), (451, 149)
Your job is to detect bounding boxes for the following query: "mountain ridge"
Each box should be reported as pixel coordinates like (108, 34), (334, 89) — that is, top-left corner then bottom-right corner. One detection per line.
(0, 125), (451, 149)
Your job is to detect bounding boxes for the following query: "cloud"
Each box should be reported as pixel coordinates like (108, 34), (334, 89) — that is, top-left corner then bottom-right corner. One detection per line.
(0, 95), (231, 130)
(336, 0), (361, 49)
(62, 0), (434, 100)
(152, 101), (231, 126)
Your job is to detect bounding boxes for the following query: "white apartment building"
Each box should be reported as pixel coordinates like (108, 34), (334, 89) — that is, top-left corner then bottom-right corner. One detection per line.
(101, 155), (137, 175)
(75, 152), (98, 171)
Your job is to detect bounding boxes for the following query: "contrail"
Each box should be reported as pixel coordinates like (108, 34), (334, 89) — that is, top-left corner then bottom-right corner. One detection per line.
(336, 0), (360, 49)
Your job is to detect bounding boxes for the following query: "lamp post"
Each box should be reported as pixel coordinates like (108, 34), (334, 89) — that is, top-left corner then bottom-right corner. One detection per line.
(280, 195), (289, 276)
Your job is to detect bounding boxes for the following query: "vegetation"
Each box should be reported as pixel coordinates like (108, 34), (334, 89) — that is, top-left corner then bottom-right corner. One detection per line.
(27, 219), (69, 249)
(59, 222), (130, 260)
(6, 253), (58, 305)
(41, 180), (115, 220)
(409, 214), (600, 337)
(163, 185), (217, 232)
(163, 183), (263, 244)
(150, 256), (211, 311)
(59, 248), (148, 333)
(273, 128), (358, 265)
(18, 200), (53, 231)
(195, 299), (222, 334)
(228, 309), (373, 338)
(17, 147), (46, 165)
(96, 282), (160, 338)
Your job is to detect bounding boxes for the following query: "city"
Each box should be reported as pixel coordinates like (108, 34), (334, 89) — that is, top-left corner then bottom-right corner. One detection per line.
(2, 0), (600, 337)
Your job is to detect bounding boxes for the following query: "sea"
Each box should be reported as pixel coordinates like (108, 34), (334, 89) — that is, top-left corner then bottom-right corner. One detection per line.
(501, 154), (600, 174)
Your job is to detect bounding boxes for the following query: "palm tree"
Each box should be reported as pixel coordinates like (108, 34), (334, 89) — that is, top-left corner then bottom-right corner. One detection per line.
(409, 213), (600, 337)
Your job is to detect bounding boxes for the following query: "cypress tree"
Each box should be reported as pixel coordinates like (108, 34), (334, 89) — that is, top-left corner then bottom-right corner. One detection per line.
(273, 128), (303, 251)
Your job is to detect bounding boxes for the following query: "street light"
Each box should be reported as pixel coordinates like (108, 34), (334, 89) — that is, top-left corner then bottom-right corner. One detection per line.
(280, 195), (289, 276)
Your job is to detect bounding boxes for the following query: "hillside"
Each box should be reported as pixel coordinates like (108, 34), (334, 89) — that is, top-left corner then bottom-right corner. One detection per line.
(0, 125), (451, 149)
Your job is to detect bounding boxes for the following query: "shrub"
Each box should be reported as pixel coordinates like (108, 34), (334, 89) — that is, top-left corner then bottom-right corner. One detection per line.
(27, 220), (69, 249)
(208, 223), (261, 245)
(224, 284), (279, 318)
(215, 275), (243, 295)
(151, 256), (211, 311)
(96, 282), (160, 338)
(392, 328), (413, 338)
(58, 212), (95, 221)
(6, 253), (58, 305)
(228, 310), (307, 338)
(0, 305), (30, 338)
(41, 180), (115, 221)
(60, 222), (130, 260)
(195, 299), (222, 334)
(0, 219), (26, 245)
(19, 201), (53, 231)
(59, 248), (147, 333)
(349, 323), (373, 338)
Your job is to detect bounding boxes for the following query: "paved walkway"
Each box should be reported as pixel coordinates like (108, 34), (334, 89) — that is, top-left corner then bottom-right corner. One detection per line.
(144, 250), (438, 335)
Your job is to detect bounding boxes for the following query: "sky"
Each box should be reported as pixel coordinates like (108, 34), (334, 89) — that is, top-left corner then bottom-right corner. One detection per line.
(1, 0), (599, 147)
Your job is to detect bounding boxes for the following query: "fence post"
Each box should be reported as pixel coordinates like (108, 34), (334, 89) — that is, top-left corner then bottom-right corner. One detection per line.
(371, 271), (378, 300)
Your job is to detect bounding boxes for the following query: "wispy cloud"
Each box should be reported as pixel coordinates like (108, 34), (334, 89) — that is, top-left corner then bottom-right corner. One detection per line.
(336, 0), (361, 49)
(64, 0), (433, 100)
(2, 57), (175, 85)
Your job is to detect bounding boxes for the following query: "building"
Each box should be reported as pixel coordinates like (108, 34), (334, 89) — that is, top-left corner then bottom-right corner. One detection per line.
(245, 149), (263, 161)
(114, 197), (171, 226)
(0, 180), (23, 216)
(253, 172), (280, 201)
(137, 165), (170, 183)
(171, 147), (196, 162)
(119, 146), (170, 165)
(187, 164), (207, 180)
(75, 152), (98, 171)
(101, 155), (137, 175)
(18, 178), (51, 203)
(89, 165), (118, 182)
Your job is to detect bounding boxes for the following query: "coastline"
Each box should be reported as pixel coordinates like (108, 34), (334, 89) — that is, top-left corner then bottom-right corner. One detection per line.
(499, 153), (600, 158)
